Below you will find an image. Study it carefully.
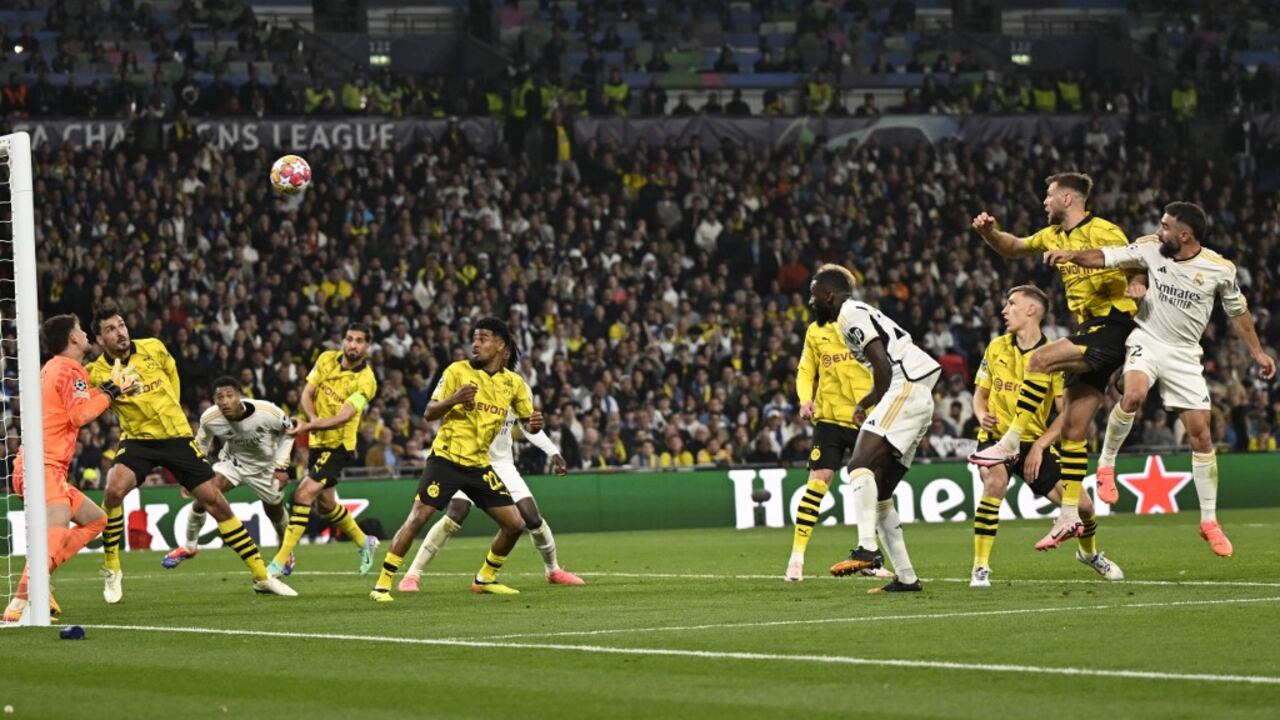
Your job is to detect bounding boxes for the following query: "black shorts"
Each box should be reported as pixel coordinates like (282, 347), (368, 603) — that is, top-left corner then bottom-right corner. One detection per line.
(808, 422), (860, 471)
(308, 447), (357, 488)
(1065, 309), (1136, 392)
(113, 438), (216, 492)
(976, 441), (1062, 497)
(416, 455), (514, 510)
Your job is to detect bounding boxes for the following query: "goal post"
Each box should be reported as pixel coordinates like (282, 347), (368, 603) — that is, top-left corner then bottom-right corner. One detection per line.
(1, 131), (50, 627)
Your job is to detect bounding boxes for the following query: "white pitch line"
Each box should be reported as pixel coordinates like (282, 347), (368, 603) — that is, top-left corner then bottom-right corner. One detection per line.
(469, 595), (1280, 641)
(77, 623), (1280, 686)
(46, 570), (1280, 588)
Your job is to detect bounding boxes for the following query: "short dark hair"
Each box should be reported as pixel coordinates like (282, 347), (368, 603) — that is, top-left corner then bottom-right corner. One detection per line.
(1008, 285), (1049, 313)
(1165, 201), (1207, 240)
(92, 302), (123, 334)
(344, 322), (373, 342)
(812, 264), (855, 294)
(474, 316), (517, 368)
(41, 314), (80, 355)
(1045, 172), (1093, 199)
(212, 376), (241, 393)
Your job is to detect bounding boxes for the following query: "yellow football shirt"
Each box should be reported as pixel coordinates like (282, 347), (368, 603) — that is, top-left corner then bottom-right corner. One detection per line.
(974, 334), (1064, 443)
(1024, 214), (1136, 323)
(305, 350), (377, 451)
(87, 338), (192, 440)
(796, 322), (874, 429)
(430, 361), (534, 468)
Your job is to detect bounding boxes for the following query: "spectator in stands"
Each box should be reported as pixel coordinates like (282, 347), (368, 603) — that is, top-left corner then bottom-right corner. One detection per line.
(713, 46), (740, 73)
(725, 89), (750, 116)
(646, 48), (671, 73)
(603, 68), (631, 115)
(2, 72), (29, 117)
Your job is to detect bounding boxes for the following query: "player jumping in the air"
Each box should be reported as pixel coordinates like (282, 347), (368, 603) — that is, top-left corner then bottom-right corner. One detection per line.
(1043, 202), (1276, 556)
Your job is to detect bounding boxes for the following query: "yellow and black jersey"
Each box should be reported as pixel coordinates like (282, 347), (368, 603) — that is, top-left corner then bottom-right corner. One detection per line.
(974, 333), (1064, 443)
(305, 350), (377, 451)
(796, 322), (874, 429)
(88, 338), (191, 441)
(1024, 214), (1136, 323)
(430, 361), (534, 468)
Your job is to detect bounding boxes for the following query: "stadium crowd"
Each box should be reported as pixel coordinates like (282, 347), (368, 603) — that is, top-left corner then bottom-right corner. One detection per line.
(2, 97), (1277, 493)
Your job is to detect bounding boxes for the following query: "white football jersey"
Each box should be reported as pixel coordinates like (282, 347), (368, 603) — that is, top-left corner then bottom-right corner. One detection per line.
(196, 399), (295, 476)
(488, 408), (561, 466)
(1103, 237), (1248, 347)
(835, 299), (941, 382)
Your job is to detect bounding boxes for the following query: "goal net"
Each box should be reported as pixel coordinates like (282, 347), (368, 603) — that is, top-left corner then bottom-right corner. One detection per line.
(0, 131), (51, 627)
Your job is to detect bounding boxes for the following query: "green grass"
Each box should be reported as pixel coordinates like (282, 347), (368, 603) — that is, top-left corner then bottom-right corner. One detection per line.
(3, 509), (1280, 719)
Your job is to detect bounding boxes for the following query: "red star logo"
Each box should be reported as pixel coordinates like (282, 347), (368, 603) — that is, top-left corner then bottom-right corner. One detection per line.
(1116, 455), (1193, 514)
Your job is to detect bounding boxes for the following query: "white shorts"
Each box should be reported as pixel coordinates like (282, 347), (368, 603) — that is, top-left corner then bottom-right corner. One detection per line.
(861, 374), (938, 469)
(213, 461), (286, 506)
(1124, 328), (1211, 411)
(450, 462), (532, 504)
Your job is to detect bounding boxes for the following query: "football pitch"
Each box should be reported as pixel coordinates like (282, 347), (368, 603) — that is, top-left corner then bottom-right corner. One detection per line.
(3, 508), (1279, 719)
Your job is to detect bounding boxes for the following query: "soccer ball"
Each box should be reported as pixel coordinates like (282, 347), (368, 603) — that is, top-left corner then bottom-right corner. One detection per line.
(270, 155), (311, 195)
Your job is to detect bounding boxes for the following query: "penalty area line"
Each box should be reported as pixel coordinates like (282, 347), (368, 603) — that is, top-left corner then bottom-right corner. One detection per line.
(470, 595), (1280, 641)
(78, 622), (1280, 686)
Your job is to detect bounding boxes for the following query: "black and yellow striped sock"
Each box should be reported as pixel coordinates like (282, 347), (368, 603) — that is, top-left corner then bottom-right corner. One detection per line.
(323, 504), (368, 546)
(373, 551), (403, 593)
(476, 550), (507, 583)
(272, 503), (311, 566)
(1003, 372), (1051, 448)
(790, 478), (829, 557)
(973, 494), (1001, 568)
(1059, 439), (1089, 507)
(1078, 516), (1098, 556)
(218, 517), (268, 581)
(103, 505), (125, 572)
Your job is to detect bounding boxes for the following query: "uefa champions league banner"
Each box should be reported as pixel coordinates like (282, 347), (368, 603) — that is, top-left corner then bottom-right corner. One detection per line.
(3, 453), (1279, 556)
(14, 113), (1261, 153)
(7, 118), (500, 152)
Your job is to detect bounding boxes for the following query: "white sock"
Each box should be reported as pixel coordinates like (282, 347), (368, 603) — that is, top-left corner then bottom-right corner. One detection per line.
(528, 521), (560, 573)
(405, 515), (461, 579)
(996, 427), (1021, 454)
(184, 509), (207, 552)
(788, 550), (804, 565)
(850, 468), (877, 551)
(876, 499), (917, 584)
(1098, 406), (1136, 469)
(1192, 451), (1218, 523)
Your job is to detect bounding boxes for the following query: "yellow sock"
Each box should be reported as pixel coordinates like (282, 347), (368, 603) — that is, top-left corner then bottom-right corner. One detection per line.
(790, 478), (829, 557)
(477, 550), (507, 583)
(973, 495), (1001, 568)
(217, 517), (267, 581)
(323, 504), (367, 546)
(1078, 516), (1098, 556)
(374, 551), (403, 592)
(102, 505), (125, 572)
(1059, 438), (1088, 507)
(272, 503), (311, 566)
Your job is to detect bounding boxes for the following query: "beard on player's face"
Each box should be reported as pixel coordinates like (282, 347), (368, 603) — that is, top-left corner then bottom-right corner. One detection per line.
(1159, 237), (1180, 257)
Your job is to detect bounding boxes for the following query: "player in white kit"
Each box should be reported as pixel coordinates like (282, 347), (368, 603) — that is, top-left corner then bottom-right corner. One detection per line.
(398, 350), (584, 591)
(1043, 202), (1276, 556)
(163, 376), (296, 570)
(809, 265), (942, 593)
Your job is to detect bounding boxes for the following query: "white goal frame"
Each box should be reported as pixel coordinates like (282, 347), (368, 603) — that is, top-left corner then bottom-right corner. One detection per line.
(2, 131), (50, 626)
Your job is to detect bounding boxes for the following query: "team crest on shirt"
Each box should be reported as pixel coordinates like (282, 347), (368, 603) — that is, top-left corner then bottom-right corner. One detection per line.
(1194, 273), (1204, 286)
(426, 482), (440, 498)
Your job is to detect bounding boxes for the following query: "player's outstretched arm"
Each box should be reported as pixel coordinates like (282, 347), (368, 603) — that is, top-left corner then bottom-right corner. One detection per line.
(1043, 248), (1106, 267)
(972, 212), (1035, 258)
(1229, 312), (1278, 380)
